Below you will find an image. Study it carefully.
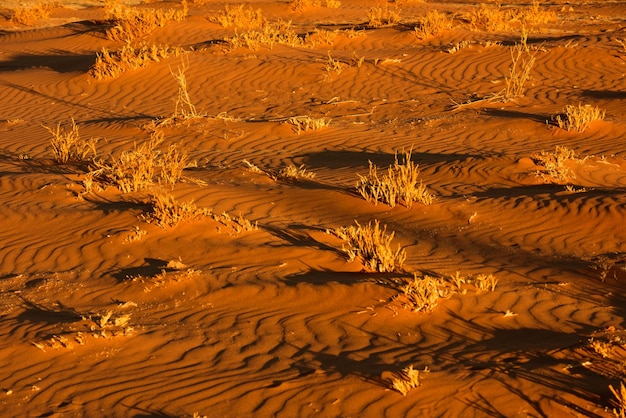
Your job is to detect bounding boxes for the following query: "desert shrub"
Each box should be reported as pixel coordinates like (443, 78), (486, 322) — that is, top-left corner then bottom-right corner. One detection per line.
(227, 20), (302, 50)
(414, 10), (452, 40)
(391, 365), (421, 396)
(171, 61), (199, 119)
(10, 3), (52, 26)
(469, 1), (555, 32)
(90, 42), (184, 80)
(44, 118), (98, 163)
(285, 116), (331, 134)
(331, 220), (406, 273)
(553, 104), (605, 132)
(211, 211), (258, 234)
(106, 5), (186, 42)
(531, 145), (580, 183)
(357, 150), (434, 208)
(500, 45), (535, 100)
(367, 5), (401, 27)
(143, 191), (209, 229)
(291, 0), (341, 11)
(243, 160), (315, 181)
(610, 381), (626, 418)
(213, 4), (265, 29)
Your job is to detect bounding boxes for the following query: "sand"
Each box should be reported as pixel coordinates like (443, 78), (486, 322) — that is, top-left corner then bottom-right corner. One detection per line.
(0, 1), (625, 416)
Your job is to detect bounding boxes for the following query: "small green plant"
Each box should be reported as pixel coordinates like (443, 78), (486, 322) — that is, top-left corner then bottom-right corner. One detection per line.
(331, 220), (406, 273)
(391, 365), (421, 396)
(44, 118), (98, 163)
(357, 150), (434, 208)
(553, 104), (605, 132)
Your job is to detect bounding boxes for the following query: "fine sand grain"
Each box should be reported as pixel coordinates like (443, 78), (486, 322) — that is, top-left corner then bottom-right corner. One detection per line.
(1, 1), (625, 416)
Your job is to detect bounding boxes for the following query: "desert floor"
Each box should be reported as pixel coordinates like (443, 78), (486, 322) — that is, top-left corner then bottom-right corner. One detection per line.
(1, 1), (626, 417)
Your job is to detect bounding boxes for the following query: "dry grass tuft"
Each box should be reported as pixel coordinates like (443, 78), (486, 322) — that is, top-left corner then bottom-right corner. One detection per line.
(331, 220), (406, 273)
(398, 271), (497, 313)
(414, 10), (452, 40)
(143, 192), (209, 229)
(391, 365), (421, 396)
(291, 0), (341, 11)
(11, 3), (52, 26)
(244, 160), (316, 181)
(531, 145), (581, 184)
(611, 381), (626, 418)
(367, 5), (401, 28)
(171, 61), (200, 119)
(106, 5), (186, 42)
(285, 116), (331, 134)
(90, 42), (184, 80)
(469, 1), (555, 32)
(501, 45), (535, 100)
(357, 150), (434, 208)
(213, 4), (265, 29)
(401, 274), (447, 313)
(553, 104), (605, 132)
(44, 118), (98, 163)
(212, 211), (258, 234)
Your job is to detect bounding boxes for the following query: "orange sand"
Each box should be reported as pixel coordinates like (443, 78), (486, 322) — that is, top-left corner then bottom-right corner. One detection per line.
(0, 1), (625, 416)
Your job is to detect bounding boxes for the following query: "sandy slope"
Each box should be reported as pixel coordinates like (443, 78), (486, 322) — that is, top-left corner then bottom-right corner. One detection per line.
(0, 1), (625, 416)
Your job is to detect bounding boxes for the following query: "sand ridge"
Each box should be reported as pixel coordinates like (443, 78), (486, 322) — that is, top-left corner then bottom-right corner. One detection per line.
(0, 1), (625, 416)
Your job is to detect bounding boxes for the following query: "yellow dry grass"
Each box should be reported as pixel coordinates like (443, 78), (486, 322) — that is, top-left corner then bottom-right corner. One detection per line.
(414, 10), (452, 40)
(331, 220), (406, 273)
(90, 43), (184, 80)
(43, 118), (98, 163)
(367, 5), (401, 28)
(554, 104), (605, 132)
(469, 1), (555, 33)
(357, 150), (434, 208)
(391, 365), (421, 396)
(531, 145), (581, 184)
(10, 3), (52, 26)
(105, 5), (186, 42)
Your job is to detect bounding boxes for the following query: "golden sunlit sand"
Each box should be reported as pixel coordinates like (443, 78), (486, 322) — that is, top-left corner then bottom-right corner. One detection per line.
(1, 1), (626, 416)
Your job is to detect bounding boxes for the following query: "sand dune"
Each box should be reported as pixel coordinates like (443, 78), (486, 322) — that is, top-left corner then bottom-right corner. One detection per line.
(0, 1), (625, 417)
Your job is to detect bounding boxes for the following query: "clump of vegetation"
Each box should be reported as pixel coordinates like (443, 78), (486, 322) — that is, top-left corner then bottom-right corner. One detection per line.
(244, 160), (316, 181)
(531, 145), (581, 183)
(414, 10), (452, 40)
(501, 45), (536, 100)
(285, 116), (331, 134)
(90, 43), (184, 80)
(143, 192), (210, 229)
(367, 5), (401, 27)
(398, 271), (498, 313)
(213, 4), (265, 29)
(357, 150), (434, 208)
(88, 134), (191, 193)
(553, 104), (605, 132)
(391, 365), (422, 396)
(105, 5), (186, 42)
(610, 381), (626, 418)
(330, 220), (406, 273)
(10, 3), (52, 26)
(44, 118), (98, 163)
(469, 1), (555, 32)
(291, 0), (341, 11)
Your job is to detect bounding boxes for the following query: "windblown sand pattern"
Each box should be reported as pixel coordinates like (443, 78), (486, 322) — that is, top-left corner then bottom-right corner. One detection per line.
(1, 1), (625, 417)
